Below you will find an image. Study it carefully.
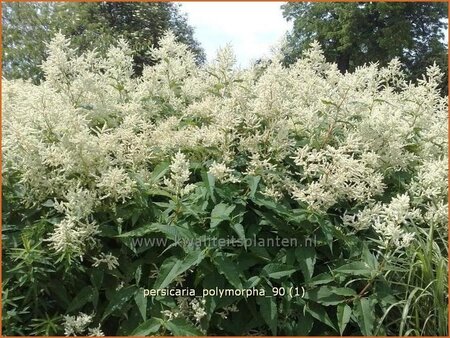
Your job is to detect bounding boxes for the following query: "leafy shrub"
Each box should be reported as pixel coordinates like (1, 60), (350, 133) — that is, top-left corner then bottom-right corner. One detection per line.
(2, 32), (447, 336)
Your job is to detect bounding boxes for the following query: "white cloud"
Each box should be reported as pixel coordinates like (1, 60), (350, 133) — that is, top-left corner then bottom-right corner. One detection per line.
(179, 2), (291, 67)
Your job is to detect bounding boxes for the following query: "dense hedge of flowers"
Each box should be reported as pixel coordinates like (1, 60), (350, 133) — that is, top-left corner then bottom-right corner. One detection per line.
(2, 32), (448, 336)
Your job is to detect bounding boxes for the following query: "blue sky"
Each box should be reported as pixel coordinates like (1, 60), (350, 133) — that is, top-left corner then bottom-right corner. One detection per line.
(179, 2), (291, 67)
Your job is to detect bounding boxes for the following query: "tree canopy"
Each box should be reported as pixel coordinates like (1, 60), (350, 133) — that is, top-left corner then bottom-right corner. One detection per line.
(282, 2), (448, 86)
(2, 2), (205, 82)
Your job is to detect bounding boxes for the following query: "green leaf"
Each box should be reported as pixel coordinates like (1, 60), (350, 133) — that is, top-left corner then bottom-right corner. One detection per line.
(306, 286), (356, 306)
(90, 269), (104, 289)
(152, 223), (197, 241)
(201, 170), (216, 203)
(362, 245), (379, 270)
(134, 289), (147, 321)
(337, 303), (351, 335)
(308, 272), (334, 286)
(116, 223), (160, 238)
(257, 296), (278, 335)
(295, 246), (316, 281)
(164, 318), (204, 335)
(305, 302), (337, 331)
(210, 203), (235, 228)
(67, 286), (95, 312)
(231, 223), (246, 247)
(48, 282), (70, 308)
(92, 288), (99, 308)
(252, 208), (295, 236)
(354, 298), (375, 335)
(150, 162), (170, 183)
(246, 175), (260, 198)
(102, 286), (137, 320)
(212, 254), (242, 288)
(262, 263), (296, 279)
(331, 287), (357, 296)
(153, 251), (205, 289)
(245, 276), (261, 288)
(147, 189), (173, 198)
(251, 195), (291, 217)
(131, 318), (162, 335)
(292, 312), (314, 335)
(305, 286), (354, 306)
(135, 265), (142, 285)
(335, 261), (372, 277)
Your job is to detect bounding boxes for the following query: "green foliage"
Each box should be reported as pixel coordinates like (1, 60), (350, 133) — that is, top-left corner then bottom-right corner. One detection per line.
(3, 172), (447, 335)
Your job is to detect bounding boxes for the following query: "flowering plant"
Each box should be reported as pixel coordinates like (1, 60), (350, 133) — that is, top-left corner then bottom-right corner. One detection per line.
(2, 32), (447, 335)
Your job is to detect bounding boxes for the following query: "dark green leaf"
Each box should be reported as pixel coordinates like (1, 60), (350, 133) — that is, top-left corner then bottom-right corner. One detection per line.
(262, 264), (296, 279)
(150, 162), (170, 183)
(337, 303), (352, 335)
(246, 175), (260, 199)
(305, 286), (353, 306)
(147, 189), (173, 198)
(210, 203), (235, 228)
(102, 286), (137, 320)
(245, 276), (261, 288)
(305, 302), (337, 331)
(308, 272), (334, 286)
(164, 318), (204, 335)
(231, 223), (246, 247)
(335, 262), (372, 277)
(293, 311), (314, 335)
(354, 298), (375, 335)
(257, 296), (277, 335)
(134, 289), (147, 321)
(90, 269), (104, 289)
(116, 223), (160, 238)
(213, 254), (242, 288)
(131, 318), (162, 335)
(67, 286), (95, 312)
(153, 251), (205, 289)
(295, 246), (316, 281)
(201, 170), (216, 203)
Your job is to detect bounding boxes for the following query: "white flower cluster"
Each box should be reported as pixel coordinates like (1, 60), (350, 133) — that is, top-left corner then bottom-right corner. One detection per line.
(3, 31), (447, 256)
(343, 194), (420, 248)
(216, 304), (239, 319)
(161, 297), (206, 325)
(208, 161), (239, 183)
(92, 252), (120, 270)
(191, 298), (207, 322)
(409, 158), (449, 232)
(291, 142), (385, 211)
(163, 152), (196, 197)
(46, 218), (98, 256)
(63, 312), (104, 336)
(48, 185), (99, 255)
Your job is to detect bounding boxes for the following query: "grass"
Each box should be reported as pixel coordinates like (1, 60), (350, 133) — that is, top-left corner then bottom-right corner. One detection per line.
(376, 222), (448, 336)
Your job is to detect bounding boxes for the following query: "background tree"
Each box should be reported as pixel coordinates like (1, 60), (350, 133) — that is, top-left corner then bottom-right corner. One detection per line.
(2, 2), (205, 82)
(282, 2), (448, 87)
(2, 3), (55, 82)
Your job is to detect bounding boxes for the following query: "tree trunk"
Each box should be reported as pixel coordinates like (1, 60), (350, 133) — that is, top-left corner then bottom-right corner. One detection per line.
(337, 53), (350, 74)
